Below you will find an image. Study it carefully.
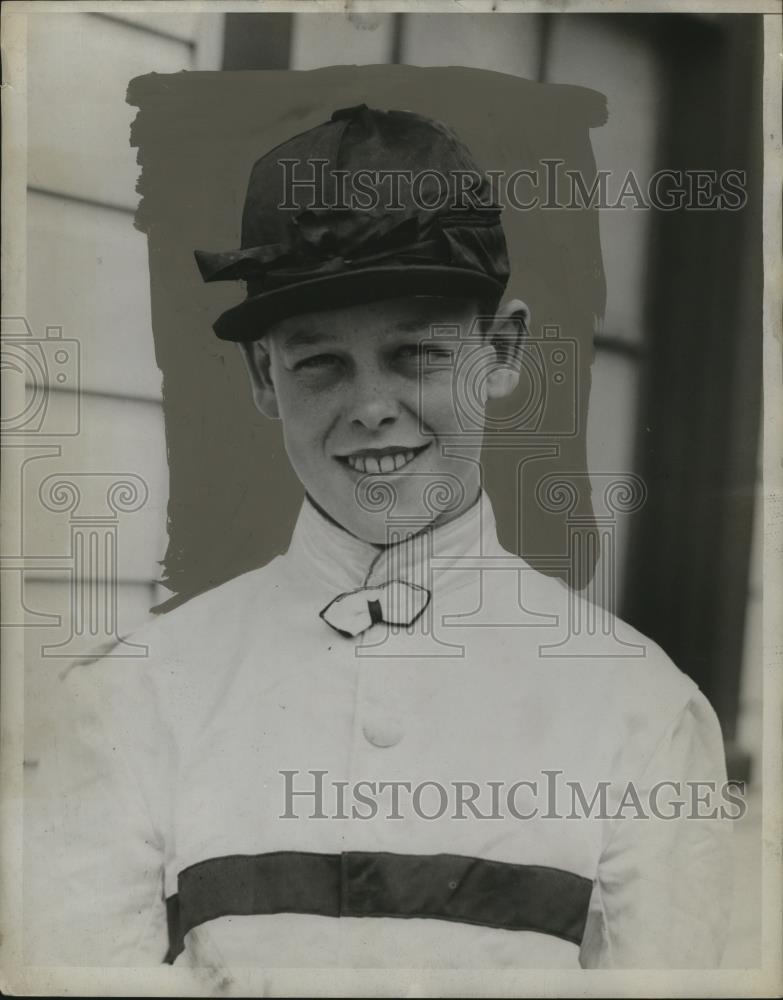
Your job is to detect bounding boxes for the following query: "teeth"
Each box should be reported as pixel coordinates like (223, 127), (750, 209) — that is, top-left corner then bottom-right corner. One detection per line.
(344, 447), (422, 474)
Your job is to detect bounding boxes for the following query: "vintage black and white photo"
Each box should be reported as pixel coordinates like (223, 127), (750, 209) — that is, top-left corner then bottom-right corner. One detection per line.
(1, 3), (780, 996)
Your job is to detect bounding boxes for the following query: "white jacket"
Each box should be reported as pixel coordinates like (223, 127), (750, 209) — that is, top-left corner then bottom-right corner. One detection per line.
(30, 491), (732, 972)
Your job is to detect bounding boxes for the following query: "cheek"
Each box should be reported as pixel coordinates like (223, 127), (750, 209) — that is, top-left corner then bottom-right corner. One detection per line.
(282, 393), (320, 425)
(277, 391), (336, 468)
(417, 373), (459, 427)
(420, 370), (487, 434)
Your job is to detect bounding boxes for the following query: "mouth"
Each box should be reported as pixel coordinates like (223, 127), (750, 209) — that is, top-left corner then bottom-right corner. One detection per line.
(335, 443), (430, 475)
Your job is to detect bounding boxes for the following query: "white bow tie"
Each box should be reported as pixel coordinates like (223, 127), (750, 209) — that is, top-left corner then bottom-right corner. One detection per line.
(319, 580), (431, 638)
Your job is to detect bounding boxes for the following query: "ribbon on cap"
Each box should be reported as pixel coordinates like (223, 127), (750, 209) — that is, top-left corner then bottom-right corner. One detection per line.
(194, 208), (508, 294)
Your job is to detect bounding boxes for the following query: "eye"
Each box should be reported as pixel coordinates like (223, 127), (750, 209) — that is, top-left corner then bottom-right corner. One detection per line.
(394, 344), (455, 378)
(424, 347), (455, 364)
(396, 343), (453, 362)
(396, 343), (423, 359)
(293, 354), (341, 372)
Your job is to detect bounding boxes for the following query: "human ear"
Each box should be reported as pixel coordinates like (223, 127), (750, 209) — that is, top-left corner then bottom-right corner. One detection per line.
(237, 339), (280, 419)
(482, 298), (530, 401)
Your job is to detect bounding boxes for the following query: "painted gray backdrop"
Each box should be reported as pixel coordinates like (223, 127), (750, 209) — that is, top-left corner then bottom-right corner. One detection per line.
(130, 66), (606, 609)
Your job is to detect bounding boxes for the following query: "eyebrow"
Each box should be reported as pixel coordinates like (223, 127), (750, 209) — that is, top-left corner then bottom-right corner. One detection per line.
(281, 314), (436, 350)
(394, 318), (431, 334)
(281, 329), (336, 350)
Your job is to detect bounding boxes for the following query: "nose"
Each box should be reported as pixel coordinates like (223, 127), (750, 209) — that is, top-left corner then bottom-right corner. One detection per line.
(346, 369), (400, 431)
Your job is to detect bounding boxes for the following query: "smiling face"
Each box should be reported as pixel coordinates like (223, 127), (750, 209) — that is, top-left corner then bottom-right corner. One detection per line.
(240, 295), (527, 544)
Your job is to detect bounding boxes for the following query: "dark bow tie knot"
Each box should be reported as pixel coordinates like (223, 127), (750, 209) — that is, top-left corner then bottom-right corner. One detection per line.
(319, 581), (431, 638)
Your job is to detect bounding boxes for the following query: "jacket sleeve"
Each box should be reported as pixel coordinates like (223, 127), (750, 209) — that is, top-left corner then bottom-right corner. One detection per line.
(26, 653), (172, 966)
(579, 687), (734, 969)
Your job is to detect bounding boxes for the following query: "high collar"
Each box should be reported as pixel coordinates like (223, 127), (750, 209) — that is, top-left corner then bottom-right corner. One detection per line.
(285, 489), (505, 598)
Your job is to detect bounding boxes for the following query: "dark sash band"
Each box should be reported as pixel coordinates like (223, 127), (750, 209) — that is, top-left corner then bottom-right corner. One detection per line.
(164, 851), (593, 963)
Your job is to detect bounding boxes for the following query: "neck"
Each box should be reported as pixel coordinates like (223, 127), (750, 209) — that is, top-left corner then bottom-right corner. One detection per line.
(303, 487), (483, 550)
(304, 491), (383, 547)
(290, 486), (502, 598)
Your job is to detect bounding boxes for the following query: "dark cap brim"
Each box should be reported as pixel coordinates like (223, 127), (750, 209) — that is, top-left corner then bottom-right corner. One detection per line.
(212, 265), (506, 342)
